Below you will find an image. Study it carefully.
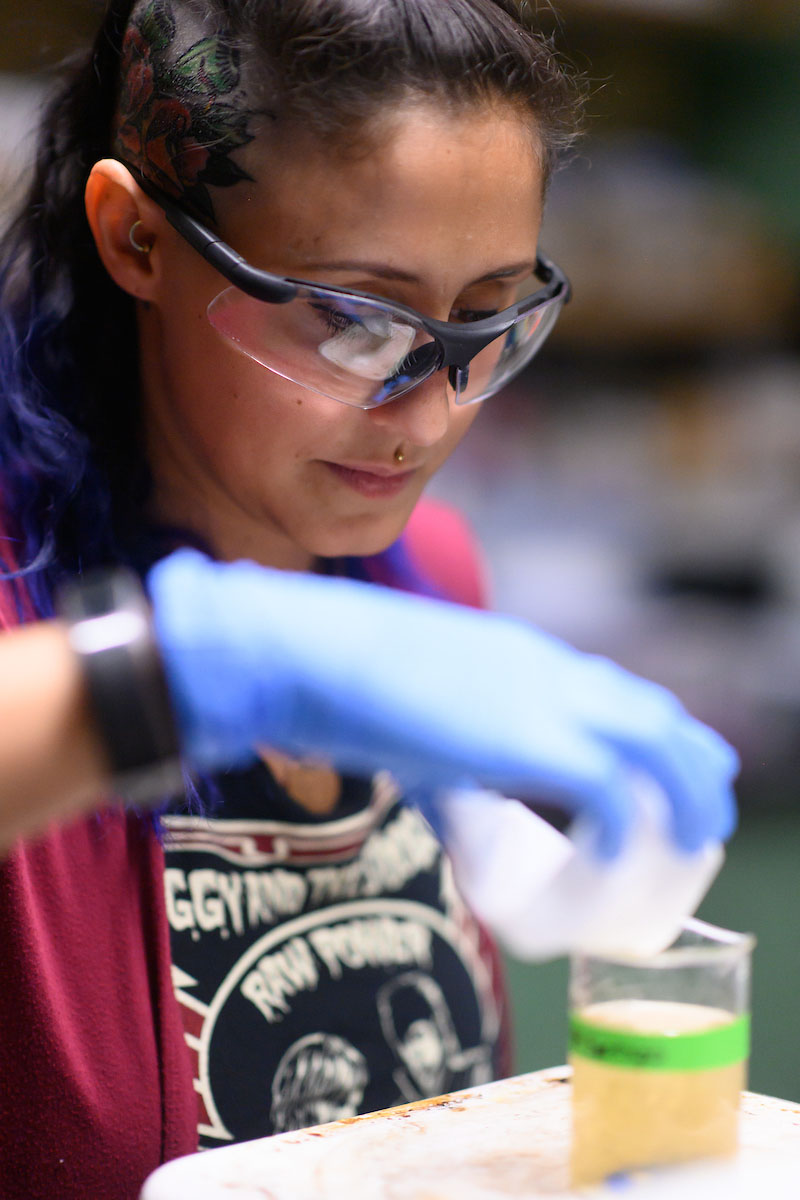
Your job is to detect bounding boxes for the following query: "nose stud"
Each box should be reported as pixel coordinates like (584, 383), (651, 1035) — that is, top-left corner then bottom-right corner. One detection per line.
(394, 446), (406, 464)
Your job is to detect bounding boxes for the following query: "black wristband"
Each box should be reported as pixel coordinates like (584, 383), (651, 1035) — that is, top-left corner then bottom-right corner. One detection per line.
(58, 568), (185, 806)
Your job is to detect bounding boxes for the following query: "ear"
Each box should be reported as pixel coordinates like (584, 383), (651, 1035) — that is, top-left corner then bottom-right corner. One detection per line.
(85, 160), (166, 302)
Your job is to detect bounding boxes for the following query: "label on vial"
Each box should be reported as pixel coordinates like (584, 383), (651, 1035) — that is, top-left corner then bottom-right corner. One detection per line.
(568, 1010), (750, 1072)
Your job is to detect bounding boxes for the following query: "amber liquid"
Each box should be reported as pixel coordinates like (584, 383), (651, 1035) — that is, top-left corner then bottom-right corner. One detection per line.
(570, 999), (745, 1187)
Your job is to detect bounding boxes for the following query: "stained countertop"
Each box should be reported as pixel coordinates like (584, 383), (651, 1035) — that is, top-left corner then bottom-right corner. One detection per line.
(141, 1065), (800, 1200)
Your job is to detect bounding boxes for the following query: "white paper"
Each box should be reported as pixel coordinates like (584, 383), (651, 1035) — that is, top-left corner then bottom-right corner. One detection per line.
(441, 777), (723, 960)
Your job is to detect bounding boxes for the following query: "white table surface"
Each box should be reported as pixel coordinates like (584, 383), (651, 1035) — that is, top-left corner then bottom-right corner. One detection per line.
(141, 1065), (800, 1200)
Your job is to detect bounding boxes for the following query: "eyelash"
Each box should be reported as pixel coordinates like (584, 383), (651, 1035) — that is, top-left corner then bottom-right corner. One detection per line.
(310, 302), (359, 333)
(312, 300), (499, 332)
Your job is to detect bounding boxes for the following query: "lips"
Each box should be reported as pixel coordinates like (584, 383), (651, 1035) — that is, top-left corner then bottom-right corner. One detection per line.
(322, 460), (417, 499)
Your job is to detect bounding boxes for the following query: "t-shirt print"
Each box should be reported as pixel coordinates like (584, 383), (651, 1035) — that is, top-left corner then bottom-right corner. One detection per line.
(163, 766), (506, 1146)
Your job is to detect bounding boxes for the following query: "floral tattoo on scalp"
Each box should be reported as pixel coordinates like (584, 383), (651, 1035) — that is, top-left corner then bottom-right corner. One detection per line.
(113, 0), (257, 221)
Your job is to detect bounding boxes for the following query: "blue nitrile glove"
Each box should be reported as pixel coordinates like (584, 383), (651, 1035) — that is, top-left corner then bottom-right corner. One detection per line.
(147, 549), (738, 858)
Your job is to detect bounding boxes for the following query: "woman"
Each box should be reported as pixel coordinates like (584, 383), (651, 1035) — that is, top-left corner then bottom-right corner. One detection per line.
(0, 1), (737, 1197)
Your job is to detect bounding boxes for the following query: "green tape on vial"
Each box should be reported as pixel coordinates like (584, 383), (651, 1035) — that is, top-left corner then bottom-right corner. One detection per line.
(569, 1012), (750, 1073)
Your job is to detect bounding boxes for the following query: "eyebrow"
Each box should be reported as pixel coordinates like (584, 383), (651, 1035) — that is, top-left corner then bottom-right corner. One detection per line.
(294, 260), (537, 285)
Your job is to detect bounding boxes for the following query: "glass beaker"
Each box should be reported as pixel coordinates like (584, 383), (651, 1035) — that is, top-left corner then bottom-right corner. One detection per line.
(569, 918), (754, 1187)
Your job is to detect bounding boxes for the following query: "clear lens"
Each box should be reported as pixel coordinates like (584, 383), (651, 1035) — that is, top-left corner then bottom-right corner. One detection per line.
(207, 273), (564, 409)
(452, 296), (564, 405)
(207, 285), (439, 409)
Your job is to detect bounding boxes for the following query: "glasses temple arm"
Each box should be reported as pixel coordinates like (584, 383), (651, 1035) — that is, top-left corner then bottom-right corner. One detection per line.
(162, 207), (297, 304)
(130, 167), (297, 304)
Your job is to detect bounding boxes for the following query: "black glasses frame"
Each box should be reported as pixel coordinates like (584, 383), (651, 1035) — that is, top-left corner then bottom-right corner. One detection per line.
(129, 166), (571, 380)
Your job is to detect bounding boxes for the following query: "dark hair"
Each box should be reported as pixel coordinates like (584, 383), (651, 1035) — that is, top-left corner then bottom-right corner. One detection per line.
(242, 0), (580, 175)
(0, 0), (582, 616)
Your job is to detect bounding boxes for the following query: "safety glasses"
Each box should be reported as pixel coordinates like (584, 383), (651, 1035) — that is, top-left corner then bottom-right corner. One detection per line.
(133, 171), (570, 410)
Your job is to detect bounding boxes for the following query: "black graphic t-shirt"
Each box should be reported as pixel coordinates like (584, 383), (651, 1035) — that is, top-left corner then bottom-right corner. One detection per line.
(163, 762), (511, 1147)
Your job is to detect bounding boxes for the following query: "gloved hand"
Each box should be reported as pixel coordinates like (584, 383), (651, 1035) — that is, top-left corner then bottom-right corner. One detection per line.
(147, 549), (738, 858)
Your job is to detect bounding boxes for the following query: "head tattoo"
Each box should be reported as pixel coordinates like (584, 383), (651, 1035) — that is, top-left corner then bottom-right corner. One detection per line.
(113, 0), (257, 221)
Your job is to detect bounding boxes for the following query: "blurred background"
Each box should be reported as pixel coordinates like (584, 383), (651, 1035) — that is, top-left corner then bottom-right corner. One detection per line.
(1, 0), (798, 1101)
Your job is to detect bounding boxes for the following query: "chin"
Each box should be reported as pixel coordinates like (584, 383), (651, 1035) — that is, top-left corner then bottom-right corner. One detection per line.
(306, 509), (414, 561)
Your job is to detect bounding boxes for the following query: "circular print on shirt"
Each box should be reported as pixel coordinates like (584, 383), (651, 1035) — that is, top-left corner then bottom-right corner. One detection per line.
(197, 897), (499, 1143)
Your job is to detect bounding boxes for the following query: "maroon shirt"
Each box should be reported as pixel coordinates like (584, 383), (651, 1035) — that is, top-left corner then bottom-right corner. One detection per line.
(0, 566), (196, 1200)
(0, 498), (508, 1195)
